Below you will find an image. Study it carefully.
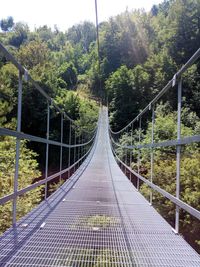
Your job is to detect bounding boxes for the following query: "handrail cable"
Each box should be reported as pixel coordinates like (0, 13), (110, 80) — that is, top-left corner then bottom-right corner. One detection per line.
(109, 47), (200, 234)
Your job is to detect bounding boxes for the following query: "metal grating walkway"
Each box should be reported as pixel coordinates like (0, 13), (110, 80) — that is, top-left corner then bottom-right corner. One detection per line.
(0, 107), (200, 266)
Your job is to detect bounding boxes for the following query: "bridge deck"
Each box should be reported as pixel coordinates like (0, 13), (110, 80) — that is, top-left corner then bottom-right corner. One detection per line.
(0, 108), (200, 266)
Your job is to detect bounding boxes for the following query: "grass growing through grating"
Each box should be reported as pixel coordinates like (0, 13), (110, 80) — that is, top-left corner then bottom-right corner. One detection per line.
(56, 248), (131, 266)
(87, 215), (119, 229)
(70, 215), (120, 230)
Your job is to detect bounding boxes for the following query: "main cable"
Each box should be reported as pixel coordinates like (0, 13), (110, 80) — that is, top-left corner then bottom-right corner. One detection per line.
(94, 0), (103, 104)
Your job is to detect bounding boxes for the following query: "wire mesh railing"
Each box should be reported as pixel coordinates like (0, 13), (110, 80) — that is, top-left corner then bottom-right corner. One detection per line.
(0, 42), (98, 228)
(109, 48), (200, 233)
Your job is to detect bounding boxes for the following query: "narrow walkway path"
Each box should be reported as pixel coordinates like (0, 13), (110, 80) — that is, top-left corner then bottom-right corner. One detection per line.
(0, 108), (200, 266)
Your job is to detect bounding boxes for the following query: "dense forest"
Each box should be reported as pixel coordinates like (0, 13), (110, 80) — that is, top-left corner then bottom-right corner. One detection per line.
(0, 0), (200, 252)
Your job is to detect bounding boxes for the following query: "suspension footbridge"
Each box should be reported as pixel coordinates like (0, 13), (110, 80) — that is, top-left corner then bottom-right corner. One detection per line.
(0, 43), (200, 266)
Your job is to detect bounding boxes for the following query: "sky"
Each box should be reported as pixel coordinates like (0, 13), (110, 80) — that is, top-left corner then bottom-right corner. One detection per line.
(0, 0), (162, 31)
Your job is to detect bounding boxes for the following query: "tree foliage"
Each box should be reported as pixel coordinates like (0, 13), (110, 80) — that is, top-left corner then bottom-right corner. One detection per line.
(0, 131), (43, 233)
(0, 16), (14, 32)
(8, 22), (29, 47)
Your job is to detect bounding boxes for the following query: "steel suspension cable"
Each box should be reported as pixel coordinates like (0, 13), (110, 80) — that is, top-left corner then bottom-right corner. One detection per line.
(94, 0), (103, 103)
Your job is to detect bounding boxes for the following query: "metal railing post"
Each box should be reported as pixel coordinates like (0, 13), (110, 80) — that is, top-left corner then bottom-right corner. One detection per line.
(59, 114), (63, 183)
(68, 121), (71, 178)
(74, 130), (76, 173)
(84, 133), (86, 156)
(129, 123), (133, 181)
(125, 129), (128, 175)
(45, 102), (50, 199)
(82, 132), (85, 158)
(12, 71), (23, 226)
(150, 106), (155, 205)
(175, 78), (182, 233)
(81, 134), (83, 160)
(78, 134), (81, 167)
(137, 117), (141, 190)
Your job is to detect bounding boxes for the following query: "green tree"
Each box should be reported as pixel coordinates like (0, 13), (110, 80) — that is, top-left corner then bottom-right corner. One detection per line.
(0, 16), (14, 32)
(106, 65), (141, 130)
(0, 63), (18, 126)
(0, 135), (43, 233)
(58, 62), (77, 89)
(17, 40), (51, 69)
(9, 22), (29, 47)
(167, 0), (200, 65)
(67, 21), (96, 53)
